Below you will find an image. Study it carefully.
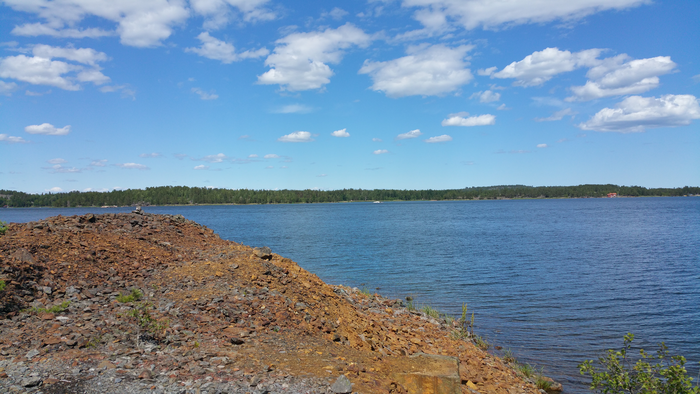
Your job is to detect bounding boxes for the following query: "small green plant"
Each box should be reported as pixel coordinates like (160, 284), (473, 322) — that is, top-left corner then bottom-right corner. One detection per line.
(126, 302), (168, 336)
(28, 301), (70, 314)
(117, 288), (143, 303)
(579, 333), (700, 394)
(87, 335), (103, 348)
(503, 348), (516, 364)
(405, 296), (415, 311)
(421, 305), (440, 319)
(0, 221), (7, 236)
(535, 375), (553, 391)
(510, 358), (553, 390)
(360, 286), (372, 296)
(515, 362), (536, 378)
(452, 303), (474, 340)
(473, 334), (489, 350)
(0, 280), (6, 292)
(444, 314), (454, 326)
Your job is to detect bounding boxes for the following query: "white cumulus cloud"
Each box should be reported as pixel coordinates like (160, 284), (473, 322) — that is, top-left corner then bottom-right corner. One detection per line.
(537, 143), (548, 148)
(278, 131), (313, 142)
(0, 80), (18, 96)
(396, 129), (423, 140)
(567, 55), (677, 101)
(425, 135), (452, 143)
(45, 187), (63, 193)
(400, 0), (648, 31)
(490, 47), (601, 87)
(202, 153), (229, 162)
(331, 128), (350, 137)
(373, 149), (389, 154)
(47, 164), (81, 173)
(489, 48), (677, 100)
(12, 24), (113, 39)
(442, 114), (495, 126)
(470, 90), (500, 103)
(185, 32), (268, 64)
(0, 55), (81, 90)
(190, 0), (276, 29)
(32, 44), (108, 66)
(359, 44), (474, 98)
(115, 163), (149, 170)
(25, 123), (71, 135)
(139, 152), (162, 158)
(0, 44), (111, 90)
(0, 134), (29, 143)
(194, 164), (209, 170)
(257, 23), (371, 91)
(264, 154), (279, 159)
(578, 94), (700, 133)
(5, 0), (190, 48)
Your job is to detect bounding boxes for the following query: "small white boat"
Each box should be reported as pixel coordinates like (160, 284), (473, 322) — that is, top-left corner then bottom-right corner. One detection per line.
(373, 201), (381, 203)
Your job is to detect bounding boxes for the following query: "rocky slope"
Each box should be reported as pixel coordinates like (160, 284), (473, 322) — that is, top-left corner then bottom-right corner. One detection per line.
(0, 211), (548, 394)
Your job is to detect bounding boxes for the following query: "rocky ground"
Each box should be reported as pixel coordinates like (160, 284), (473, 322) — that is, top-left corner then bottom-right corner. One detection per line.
(0, 211), (556, 394)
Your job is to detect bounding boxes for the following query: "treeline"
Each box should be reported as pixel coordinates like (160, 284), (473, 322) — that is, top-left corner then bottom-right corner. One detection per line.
(1, 185), (698, 208)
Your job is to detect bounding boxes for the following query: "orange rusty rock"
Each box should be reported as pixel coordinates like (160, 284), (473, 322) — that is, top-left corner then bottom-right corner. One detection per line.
(0, 213), (545, 394)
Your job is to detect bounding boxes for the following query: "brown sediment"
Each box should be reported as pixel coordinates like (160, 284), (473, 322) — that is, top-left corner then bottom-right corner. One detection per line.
(0, 212), (546, 393)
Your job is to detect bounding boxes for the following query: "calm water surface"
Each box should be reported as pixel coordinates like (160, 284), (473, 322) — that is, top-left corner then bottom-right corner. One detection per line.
(2, 197), (699, 393)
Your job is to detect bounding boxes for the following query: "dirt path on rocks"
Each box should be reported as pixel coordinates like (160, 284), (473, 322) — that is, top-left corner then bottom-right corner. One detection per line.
(0, 212), (547, 394)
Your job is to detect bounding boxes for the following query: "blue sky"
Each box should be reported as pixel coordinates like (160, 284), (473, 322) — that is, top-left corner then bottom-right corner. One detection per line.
(1, 0), (699, 194)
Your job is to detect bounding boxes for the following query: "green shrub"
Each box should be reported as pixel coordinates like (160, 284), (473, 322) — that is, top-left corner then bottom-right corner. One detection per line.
(126, 302), (168, 336)
(0, 221), (7, 235)
(117, 288), (143, 303)
(579, 333), (699, 394)
(0, 280), (6, 292)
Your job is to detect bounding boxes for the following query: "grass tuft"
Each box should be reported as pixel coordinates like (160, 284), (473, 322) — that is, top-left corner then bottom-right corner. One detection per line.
(117, 288), (143, 303)
(27, 301), (70, 314)
(405, 296), (415, 311)
(535, 375), (553, 391)
(473, 334), (489, 350)
(421, 305), (440, 319)
(503, 348), (516, 364)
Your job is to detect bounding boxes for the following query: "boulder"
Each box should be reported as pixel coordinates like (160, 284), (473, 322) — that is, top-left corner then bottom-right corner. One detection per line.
(331, 374), (353, 393)
(253, 246), (273, 259)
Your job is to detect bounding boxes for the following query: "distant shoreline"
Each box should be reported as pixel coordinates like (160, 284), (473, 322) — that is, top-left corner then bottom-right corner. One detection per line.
(1, 184), (698, 208)
(2, 194), (698, 210)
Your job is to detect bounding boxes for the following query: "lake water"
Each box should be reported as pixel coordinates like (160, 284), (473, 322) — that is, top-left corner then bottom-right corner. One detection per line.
(2, 197), (699, 393)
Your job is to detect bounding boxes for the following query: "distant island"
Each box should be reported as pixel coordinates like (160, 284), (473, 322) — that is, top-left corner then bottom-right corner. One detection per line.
(1, 184), (698, 208)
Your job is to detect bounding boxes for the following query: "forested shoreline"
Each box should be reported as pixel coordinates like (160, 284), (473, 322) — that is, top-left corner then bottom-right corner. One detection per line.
(1, 184), (698, 208)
